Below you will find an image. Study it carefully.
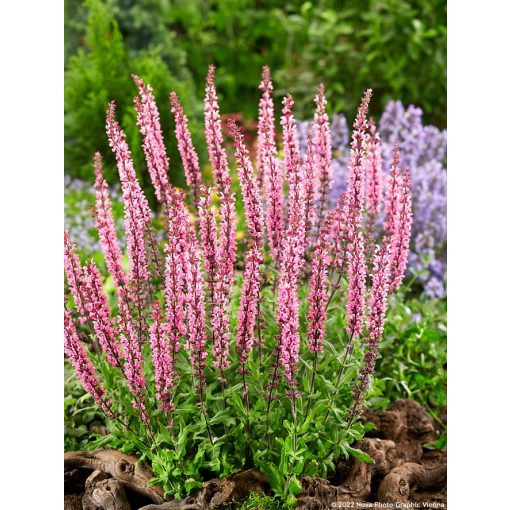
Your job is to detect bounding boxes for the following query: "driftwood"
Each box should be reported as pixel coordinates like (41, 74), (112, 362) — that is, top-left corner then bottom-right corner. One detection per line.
(296, 400), (446, 509)
(82, 470), (131, 510)
(64, 449), (164, 504)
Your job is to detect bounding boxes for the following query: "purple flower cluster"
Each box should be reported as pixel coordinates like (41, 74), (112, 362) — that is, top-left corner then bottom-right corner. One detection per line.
(64, 175), (126, 256)
(299, 100), (446, 298)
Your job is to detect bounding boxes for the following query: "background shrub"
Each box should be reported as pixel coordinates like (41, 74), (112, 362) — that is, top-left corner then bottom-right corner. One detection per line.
(64, 0), (205, 190)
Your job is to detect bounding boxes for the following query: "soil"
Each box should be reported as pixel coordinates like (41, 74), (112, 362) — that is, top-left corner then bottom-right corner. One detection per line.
(64, 399), (446, 509)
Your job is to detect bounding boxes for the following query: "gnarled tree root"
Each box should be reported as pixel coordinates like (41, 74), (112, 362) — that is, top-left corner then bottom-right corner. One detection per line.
(64, 448), (164, 506)
(296, 400), (446, 509)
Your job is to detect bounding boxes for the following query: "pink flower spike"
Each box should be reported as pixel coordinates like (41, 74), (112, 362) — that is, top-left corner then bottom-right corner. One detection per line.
(64, 311), (114, 419)
(164, 188), (189, 379)
(204, 67), (237, 296)
(313, 84), (333, 232)
(170, 91), (202, 208)
(149, 301), (175, 416)
(389, 168), (413, 293)
(341, 89), (373, 247)
(351, 243), (392, 410)
(227, 118), (265, 244)
(365, 118), (384, 216)
(64, 231), (87, 319)
(132, 74), (171, 205)
(184, 227), (208, 395)
(307, 214), (334, 353)
(346, 230), (367, 338)
(257, 66), (276, 186)
(217, 188), (237, 291)
(204, 65), (231, 194)
(189, 185), (231, 374)
(198, 186), (220, 309)
(384, 143), (402, 235)
(228, 118), (265, 370)
(303, 125), (318, 245)
(82, 261), (122, 368)
(277, 95), (307, 388)
(92, 153), (128, 296)
(106, 102), (150, 300)
(117, 299), (151, 432)
(258, 67), (283, 261)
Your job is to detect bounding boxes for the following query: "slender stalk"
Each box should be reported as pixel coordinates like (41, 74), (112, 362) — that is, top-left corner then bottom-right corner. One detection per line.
(242, 364), (251, 435)
(266, 335), (283, 447)
(324, 331), (356, 422)
(198, 387), (214, 445)
(304, 351), (318, 419)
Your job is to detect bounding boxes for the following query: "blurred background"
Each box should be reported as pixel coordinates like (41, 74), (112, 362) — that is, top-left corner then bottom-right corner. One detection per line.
(64, 0), (446, 182)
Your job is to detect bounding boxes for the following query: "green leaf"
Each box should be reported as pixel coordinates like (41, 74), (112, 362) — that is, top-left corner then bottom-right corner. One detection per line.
(288, 475), (302, 496)
(345, 445), (375, 464)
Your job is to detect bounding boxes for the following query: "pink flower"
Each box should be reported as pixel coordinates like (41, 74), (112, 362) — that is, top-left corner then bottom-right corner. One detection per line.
(277, 95), (306, 386)
(228, 119), (265, 244)
(329, 91), (372, 280)
(236, 248), (263, 368)
(257, 66), (276, 186)
(170, 91), (202, 208)
(204, 66), (237, 298)
(149, 301), (174, 416)
(384, 143), (401, 235)
(365, 118), (384, 216)
(64, 311), (114, 419)
(342, 89), (372, 246)
(106, 102), (150, 301)
(64, 231), (86, 318)
(82, 261), (122, 368)
(307, 214), (334, 353)
(329, 194), (348, 272)
(164, 188), (189, 381)
(346, 231), (367, 338)
(258, 67), (283, 261)
(184, 227), (208, 394)
(197, 186), (233, 373)
(211, 279), (231, 374)
(351, 243), (391, 410)
(312, 84), (332, 232)
(303, 126), (318, 244)
(389, 168), (413, 293)
(132, 74), (170, 205)
(228, 119), (265, 369)
(204, 65), (230, 194)
(198, 187), (219, 299)
(218, 189), (237, 291)
(92, 152), (128, 296)
(117, 299), (151, 431)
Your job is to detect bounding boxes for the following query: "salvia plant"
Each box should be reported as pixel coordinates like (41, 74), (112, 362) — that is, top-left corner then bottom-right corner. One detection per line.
(64, 66), (413, 501)
(299, 100), (446, 299)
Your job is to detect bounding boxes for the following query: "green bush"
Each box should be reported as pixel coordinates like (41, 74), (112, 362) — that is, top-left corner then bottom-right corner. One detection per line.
(375, 295), (447, 419)
(65, 0), (204, 189)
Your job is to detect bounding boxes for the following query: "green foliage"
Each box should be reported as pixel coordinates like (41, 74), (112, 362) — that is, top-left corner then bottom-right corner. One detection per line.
(64, 0), (204, 188)
(234, 492), (288, 510)
(99, 0), (446, 125)
(65, 359), (106, 451)
(271, 0), (447, 126)
(375, 295), (447, 418)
